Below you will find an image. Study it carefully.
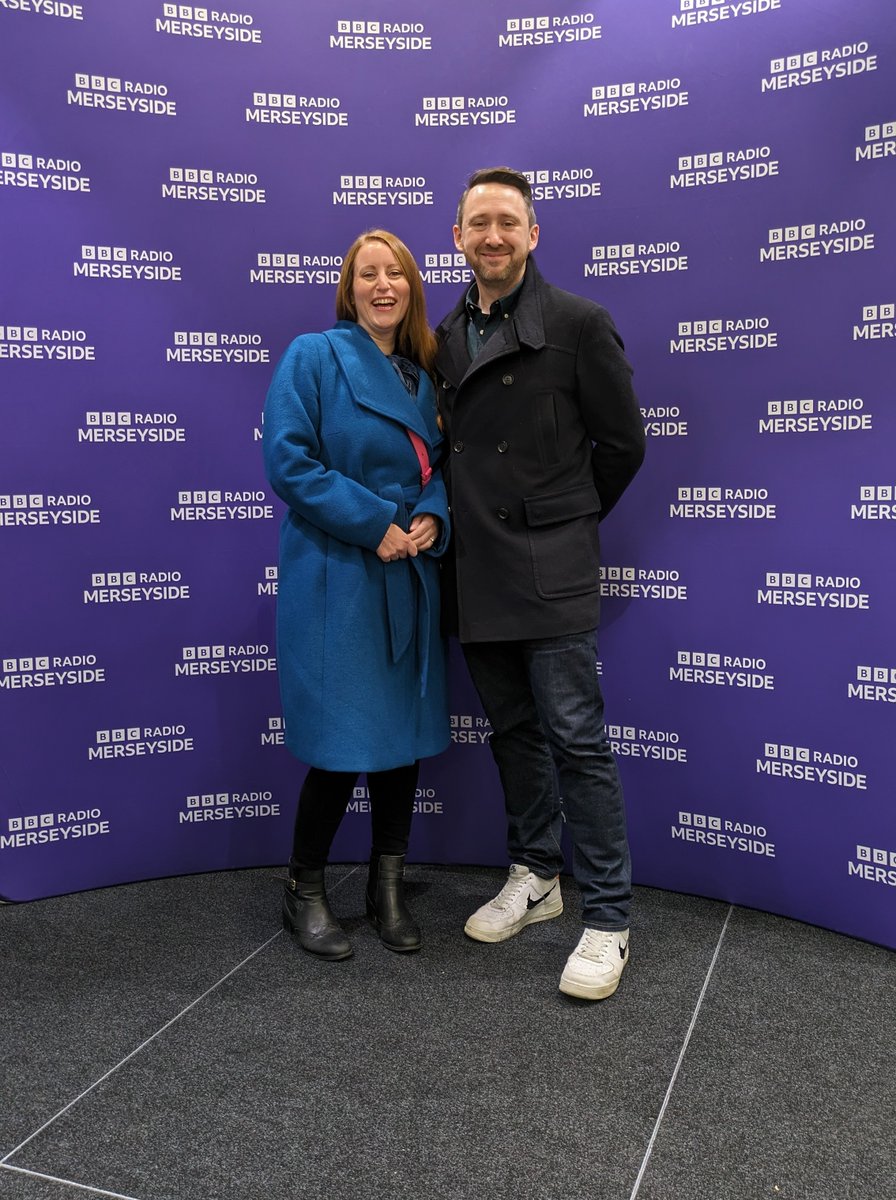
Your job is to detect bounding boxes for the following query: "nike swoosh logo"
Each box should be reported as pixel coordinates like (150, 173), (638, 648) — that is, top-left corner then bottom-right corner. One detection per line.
(526, 884), (556, 910)
(619, 944), (628, 960)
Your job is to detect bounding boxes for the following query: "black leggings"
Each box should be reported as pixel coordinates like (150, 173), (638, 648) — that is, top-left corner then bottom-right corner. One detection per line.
(290, 762), (420, 869)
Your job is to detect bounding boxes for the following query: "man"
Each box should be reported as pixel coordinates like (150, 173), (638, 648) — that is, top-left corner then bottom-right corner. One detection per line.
(435, 167), (646, 1000)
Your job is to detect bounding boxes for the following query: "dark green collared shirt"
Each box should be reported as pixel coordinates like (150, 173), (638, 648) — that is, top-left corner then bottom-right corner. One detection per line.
(465, 278), (524, 360)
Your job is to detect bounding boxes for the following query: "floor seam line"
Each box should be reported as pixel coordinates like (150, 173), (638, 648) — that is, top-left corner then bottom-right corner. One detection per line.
(330, 864), (363, 890)
(0, 1162), (143, 1199)
(627, 903), (735, 1200)
(0, 927), (283, 1166)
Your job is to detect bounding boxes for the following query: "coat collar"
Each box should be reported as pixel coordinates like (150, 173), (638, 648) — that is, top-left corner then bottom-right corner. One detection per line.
(322, 322), (432, 442)
(435, 257), (547, 386)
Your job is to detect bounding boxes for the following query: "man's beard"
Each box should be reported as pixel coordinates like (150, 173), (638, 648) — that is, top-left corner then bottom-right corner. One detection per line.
(471, 250), (524, 284)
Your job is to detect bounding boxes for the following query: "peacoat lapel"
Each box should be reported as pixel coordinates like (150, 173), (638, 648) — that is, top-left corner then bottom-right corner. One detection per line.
(436, 258), (548, 389)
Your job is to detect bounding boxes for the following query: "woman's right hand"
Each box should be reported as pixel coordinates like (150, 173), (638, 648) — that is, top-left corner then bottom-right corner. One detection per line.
(376, 523), (418, 562)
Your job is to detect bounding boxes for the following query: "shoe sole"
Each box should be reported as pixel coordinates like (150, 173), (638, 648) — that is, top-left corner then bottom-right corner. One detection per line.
(558, 973), (621, 1000)
(556, 960), (628, 998)
(296, 937), (353, 962)
(464, 898), (563, 943)
(380, 938), (422, 953)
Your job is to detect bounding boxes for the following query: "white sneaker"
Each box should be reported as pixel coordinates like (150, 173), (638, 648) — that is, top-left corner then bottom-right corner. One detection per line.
(559, 928), (629, 1000)
(464, 864), (563, 943)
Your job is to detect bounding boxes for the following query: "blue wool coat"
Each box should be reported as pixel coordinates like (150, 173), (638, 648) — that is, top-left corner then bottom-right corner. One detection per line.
(263, 321), (451, 771)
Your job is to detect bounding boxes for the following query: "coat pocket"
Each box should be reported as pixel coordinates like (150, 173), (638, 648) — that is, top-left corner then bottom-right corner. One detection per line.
(533, 392), (560, 467)
(523, 483), (602, 599)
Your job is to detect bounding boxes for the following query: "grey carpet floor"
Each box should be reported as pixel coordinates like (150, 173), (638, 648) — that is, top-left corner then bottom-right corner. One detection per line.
(1, 866), (893, 1200)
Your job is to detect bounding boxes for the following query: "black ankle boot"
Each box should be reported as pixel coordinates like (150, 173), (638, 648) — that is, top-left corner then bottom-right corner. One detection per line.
(366, 854), (421, 953)
(283, 863), (352, 960)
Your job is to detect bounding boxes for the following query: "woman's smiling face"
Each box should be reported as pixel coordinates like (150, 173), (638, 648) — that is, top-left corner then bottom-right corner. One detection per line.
(351, 240), (410, 353)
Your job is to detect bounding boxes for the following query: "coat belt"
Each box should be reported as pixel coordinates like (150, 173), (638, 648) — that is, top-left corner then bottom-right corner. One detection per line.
(379, 483), (432, 696)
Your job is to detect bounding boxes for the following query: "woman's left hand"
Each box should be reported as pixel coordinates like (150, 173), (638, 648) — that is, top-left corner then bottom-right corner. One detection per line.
(409, 514), (440, 553)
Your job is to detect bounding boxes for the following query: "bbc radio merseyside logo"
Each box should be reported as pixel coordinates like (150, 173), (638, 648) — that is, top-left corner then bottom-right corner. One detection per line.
(332, 176), (433, 207)
(848, 664), (896, 704)
(0, 493), (100, 528)
(600, 566), (687, 601)
(246, 93), (348, 127)
(849, 844), (896, 888)
(757, 573), (869, 610)
(851, 485), (896, 521)
(171, 491), (274, 520)
(414, 96), (515, 128)
(671, 650), (774, 690)
(760, 219), (874, 263)
(74, 244), (182, 282)
(1, 811), (110, 853)
(853, 303), (896, 342)
(500, 12), (601, 47)
(671, 146), (779, 188)
(166, 331), (269, 363)
(330, 19), (431, 50)
(671, 316), (778, 354)
(84, 570), (189, 604)
(79, 411), (186, 444)
(450, 714), (491, 745)
(761, 42), (878, 92)
(672, 811), (775, 859)
(856, 122), (895, 162)
(420, 253), (471, 286)
(0, 325), (95, 361)
(671, 487), (775, 520)
(607, 725), (687, 763)
(672, 0), (781, 28)
(348, 785), (443, 816)
(250, 252), (342, 285)
(585, 78), (688, 118)
(587, 240), (687, 278)
(757, 742), (867, 790)
(163, 167), (265, 204)
(3, 1), (84, 19)
(643, 404), (687, 438)
(1, 152), (90, 193)
(156, 5), (262, 42)
(522, 167), (601, 202)
(67, 73), (176, 116)
(88, 725), (194, 760)
(174, 644), (276, 676)
(0, 653), (104, 689)
(759, 396), (872, 435)
(179, 792), (280, 824)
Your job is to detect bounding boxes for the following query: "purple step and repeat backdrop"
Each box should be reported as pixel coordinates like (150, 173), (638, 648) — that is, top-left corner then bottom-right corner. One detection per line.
(1, 0), (894, 945)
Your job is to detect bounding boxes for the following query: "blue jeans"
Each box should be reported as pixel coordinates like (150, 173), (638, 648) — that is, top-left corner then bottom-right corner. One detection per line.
(462, 630), (631, 930)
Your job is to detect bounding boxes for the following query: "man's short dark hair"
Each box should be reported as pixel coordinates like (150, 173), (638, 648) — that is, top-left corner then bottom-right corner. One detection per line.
(456, 167), (537, 229)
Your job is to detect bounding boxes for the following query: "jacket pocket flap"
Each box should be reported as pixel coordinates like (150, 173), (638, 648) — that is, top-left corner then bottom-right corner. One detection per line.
(524, 484), (601, 528)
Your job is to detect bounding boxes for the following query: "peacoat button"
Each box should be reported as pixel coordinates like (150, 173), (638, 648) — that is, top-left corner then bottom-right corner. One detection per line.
(502, 374), (514, 385)
(497, 507), (509, 520)
(497, 441), (509, 453)
(442, 380), (450, 389)
(453, 440), (464, 453)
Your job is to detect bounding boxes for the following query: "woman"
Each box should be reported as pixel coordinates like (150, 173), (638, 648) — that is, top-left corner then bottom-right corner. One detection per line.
(263, 230), (450, 961)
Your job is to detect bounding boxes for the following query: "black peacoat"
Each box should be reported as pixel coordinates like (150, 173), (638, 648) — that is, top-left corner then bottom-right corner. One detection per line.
(435, 258), (646, 643)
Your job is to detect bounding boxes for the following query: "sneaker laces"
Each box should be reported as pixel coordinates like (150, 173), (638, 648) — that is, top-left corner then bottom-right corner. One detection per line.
(577, 929), (616, 962)
(490, 870), (531, 911)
